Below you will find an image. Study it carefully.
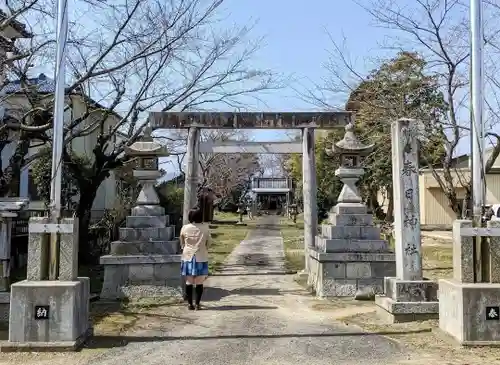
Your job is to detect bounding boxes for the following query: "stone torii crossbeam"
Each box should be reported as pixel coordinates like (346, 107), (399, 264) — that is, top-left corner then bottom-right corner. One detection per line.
(149, 111), (352, 273)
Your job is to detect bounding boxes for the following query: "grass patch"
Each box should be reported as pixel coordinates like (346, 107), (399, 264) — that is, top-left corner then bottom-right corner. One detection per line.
(422, 239), (453, 280)
(280, 214), (305, 272)
(213, 211), (241, 221)
(209, 212), (250, 273)
(91, 297), (184, 334)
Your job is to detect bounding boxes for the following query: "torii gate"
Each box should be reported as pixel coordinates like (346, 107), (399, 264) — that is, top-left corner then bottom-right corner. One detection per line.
(148, 112), (352, 271)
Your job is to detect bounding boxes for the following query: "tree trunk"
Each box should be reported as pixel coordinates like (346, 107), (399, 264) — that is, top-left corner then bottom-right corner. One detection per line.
(386, 188), (394, 222)
(76, 185), (99, 265)
(463, 184), (472, 219)
(369, 189), (386, 221)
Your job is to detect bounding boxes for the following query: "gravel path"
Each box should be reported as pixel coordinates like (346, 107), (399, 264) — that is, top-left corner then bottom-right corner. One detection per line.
(3, 216), (408, 365)
(84, 216), (406, 365)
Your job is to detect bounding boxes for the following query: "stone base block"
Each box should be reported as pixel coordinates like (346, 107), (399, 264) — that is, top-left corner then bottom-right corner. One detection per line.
(383, 277), (439, 301)
(100, 254), (182, 300)
(119, 226), (174, 241)
(321, 225), (381, 240)
(131, 205), (165, 217)
(439, 279), (500, 346)
(330, 203), (367, 215)
(316, 237), (389, 252)
(4, 278), (91, 351)
(375, 296), (439, 323)
(308, 248), (396, 297)
(375, 277), (439, 323)
(126, 215), (169, 228)
(328, 213), (373, 226)
(110, 239), (180, 255)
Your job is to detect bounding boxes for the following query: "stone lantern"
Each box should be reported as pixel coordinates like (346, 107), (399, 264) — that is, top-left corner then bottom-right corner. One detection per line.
(309, 122), (396, 298)
(327, 122), (374, 204)
(100, 126), (182, 301)
(124, 126), (168, 209)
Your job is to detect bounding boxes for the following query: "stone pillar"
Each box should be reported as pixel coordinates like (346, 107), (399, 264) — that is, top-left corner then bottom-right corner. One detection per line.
(375, 119), (438, 323)
(392, 119), (422, 280)
(439, 220), (500, 345)
(183, 127), (200, 225)
(302, 128), (317, 272)
(0, 216), (12, 291)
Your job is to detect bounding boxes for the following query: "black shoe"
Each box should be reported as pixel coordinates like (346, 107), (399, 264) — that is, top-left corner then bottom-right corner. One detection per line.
(195, 304), (202, 310)
(188, 304), (195, 310)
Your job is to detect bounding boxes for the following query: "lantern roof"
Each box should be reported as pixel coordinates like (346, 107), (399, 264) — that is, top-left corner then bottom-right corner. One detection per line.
(124, 126), (169, 157)
(331, 122), (374, 156)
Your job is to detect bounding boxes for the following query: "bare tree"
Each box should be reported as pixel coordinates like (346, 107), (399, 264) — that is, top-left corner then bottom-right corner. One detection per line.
(302, 0), (500, 217)
(0, 0), (282, 261)
(161, 129), (260, 205)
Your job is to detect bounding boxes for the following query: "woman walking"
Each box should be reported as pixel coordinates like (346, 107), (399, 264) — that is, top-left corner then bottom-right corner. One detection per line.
(180, 207), (212, 310)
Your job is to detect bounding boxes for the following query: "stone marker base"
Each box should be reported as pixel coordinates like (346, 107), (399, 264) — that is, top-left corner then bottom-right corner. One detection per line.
(308, 249), (396, 297)
(439, 279), (500, 346)
(375, 277), (439, 323)
(100, 254), (182, 300)
(2, 278), (91, 352)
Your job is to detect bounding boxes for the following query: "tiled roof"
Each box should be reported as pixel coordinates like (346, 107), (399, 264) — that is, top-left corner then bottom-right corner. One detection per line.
(2, 73), (125, 122)
(0, 10), (32, 38)
(2, 73), (57, 94)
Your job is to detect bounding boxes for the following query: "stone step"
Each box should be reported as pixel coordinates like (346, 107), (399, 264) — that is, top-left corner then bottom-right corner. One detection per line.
(109, 239), (180, 255)
(315, 237), (390, 253)
(331, 203), (368, 215)
(119, 226), (174, 241)
(131, 205), (165, 217)
(328, 213), (373, 226)
(126, 215), (170, 228)
(321, 225), (380, 240)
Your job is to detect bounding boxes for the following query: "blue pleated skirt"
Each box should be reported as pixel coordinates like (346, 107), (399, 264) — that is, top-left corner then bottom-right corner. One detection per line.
(181, 256), (209, 276)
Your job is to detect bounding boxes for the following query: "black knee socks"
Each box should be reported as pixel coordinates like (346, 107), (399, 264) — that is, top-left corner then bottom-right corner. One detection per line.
(195, 284), (204, 305)
(185, 284), (194, 305)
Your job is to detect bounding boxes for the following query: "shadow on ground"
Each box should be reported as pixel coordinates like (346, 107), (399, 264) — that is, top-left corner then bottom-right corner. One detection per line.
(84, 328), (431, 349)
(201, 285), (307, 301)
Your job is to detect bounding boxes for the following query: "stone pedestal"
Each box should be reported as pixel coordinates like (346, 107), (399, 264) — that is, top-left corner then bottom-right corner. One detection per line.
(375, 119), (438, 322)
(100, 205), (182, 300)
(376, 277), (439, 322)
(438, 220), (500, 345)
(3, 217), (92, 351)
(308, 202), (396, 297)
(3, 278), (92, 351)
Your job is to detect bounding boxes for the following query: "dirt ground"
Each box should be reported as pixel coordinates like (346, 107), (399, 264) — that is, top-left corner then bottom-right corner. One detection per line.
(0, 228), (496, 364)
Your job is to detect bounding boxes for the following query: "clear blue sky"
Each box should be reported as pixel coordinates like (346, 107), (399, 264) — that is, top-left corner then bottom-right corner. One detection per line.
(213, 0), (389, 142)
(159, 0), (393, 176)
